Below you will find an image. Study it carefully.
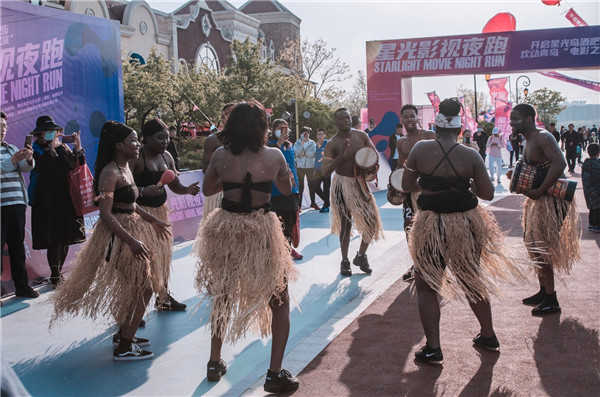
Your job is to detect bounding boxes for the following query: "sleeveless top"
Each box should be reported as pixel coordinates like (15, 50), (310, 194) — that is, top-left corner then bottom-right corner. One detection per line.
(134, 148), (169, 208)
(417, 141), (478, 213)
(112, 163), (137, 214)
(221, 172), (272, 213)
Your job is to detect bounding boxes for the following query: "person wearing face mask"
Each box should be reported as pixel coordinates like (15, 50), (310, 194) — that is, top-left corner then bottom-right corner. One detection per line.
(268, 120), (303, 260)
(293, 126), (319, 210)
(461, 129), (479, 151)
(28, 116), (86, 289)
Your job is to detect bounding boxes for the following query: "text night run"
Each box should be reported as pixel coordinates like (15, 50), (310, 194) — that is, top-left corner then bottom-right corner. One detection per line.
(1, 68), (63, 103)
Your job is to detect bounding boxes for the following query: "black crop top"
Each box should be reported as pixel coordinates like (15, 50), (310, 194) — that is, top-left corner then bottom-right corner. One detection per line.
(418, 141), (471, 192)
(221, 172), (273, 213)
(134, 148), (169, 208)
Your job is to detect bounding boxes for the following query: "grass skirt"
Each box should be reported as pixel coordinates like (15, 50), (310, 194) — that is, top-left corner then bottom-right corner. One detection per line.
(50, 213), (159, 327)
(139, 204), (171, 291)
(194, 208), (297, 344)
(409, 206), (529, 303)
(523, 195), (580, 275)
(331, 174), (383, 244)
(202, 191), (223, 222)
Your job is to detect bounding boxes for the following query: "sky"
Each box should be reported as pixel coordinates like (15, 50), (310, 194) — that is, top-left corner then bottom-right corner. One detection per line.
(146, 0), (600, 106)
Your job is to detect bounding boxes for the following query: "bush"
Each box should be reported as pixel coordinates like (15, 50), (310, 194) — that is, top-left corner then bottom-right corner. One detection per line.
(178, 136), (205, 171)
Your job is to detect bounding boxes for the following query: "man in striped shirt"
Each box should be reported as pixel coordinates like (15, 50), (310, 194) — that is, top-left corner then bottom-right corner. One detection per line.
(1, 111), (39, 298)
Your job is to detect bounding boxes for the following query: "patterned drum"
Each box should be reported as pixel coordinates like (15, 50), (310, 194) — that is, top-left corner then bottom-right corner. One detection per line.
(510, 160), (577, 202)
(387, 169), (404, 206)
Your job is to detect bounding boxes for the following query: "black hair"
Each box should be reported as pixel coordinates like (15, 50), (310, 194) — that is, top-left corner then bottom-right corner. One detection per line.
(219, 100), (268, 155)
(272, 118), (287, 132)
(396, 123), (403, 129)
(300, 126), (311, 133)
(400, 104), (418, 115)
(141, 118), (168, 144)
(222, 102), (236, 113)
(0, 111), (6, 119)
(437, 98), (463, 134)
(93, 121), (135, 200)
(588, 143), (599, 157)
(513, 103), (536, 121)
(351, 116), (361, 127)
(168, 125), (177, 131)
(316, 128), (326, 133)
(549, 122), (556, 127)
(334, 108), (349, 117)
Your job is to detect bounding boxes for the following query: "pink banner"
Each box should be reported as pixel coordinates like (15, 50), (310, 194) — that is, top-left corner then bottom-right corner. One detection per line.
(457, 97), (478, 132)
(494, 98), (513, 139)
(487, 77), (510, 103)
(539, 71), (600, 92)
(565, 8), (588, 27)
(426, 92), (440, 124)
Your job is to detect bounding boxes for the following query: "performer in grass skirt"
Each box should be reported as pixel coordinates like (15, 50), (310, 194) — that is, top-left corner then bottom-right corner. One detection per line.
(50, 121), (171, 361)
(402, 99), (529, 365)
(194, 101), (299, 393)
(508, 103), (580, 316)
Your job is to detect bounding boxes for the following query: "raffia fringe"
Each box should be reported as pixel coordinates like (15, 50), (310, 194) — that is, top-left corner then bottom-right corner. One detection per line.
(408, 206), (532, 304)
(194, 208), (297, 344)
(202, 191), (223, 222)
(523, 195), (580, 276)
(330, 174), (383, 244)
(50, 213), (160, 327)
(138, 204), (172, 292)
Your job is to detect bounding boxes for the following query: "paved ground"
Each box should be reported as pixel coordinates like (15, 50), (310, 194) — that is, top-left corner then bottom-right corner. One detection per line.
(1, 168), (598, 397)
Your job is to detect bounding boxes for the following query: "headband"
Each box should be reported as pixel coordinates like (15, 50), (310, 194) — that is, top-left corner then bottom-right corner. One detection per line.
(435, 113), (462, 129)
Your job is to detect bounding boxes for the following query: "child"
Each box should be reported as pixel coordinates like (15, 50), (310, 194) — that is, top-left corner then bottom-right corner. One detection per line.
(582, 143), (600, 232)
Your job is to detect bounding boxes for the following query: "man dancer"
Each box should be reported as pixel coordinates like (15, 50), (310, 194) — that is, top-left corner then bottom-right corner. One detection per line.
(395, 105), (435, 282)
(509, 104), (580, 316)
(322, 109), (383, 276)
(201, 103), (235, 221)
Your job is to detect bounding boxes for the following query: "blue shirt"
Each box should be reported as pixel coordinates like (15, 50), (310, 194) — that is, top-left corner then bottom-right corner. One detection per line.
(268, 139), (299, 197)
(314, 139), (327, 171)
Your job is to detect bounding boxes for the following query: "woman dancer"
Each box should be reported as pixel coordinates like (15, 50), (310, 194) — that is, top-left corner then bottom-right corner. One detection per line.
(194, 101), (299, 393)
(51, 121), (170, 361)
(402, 98), (527, 365)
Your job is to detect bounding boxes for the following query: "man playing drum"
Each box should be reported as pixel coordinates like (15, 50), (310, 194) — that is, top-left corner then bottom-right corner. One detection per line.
(395, 104), (435, 282)
(322, 108), (383, 277)
(508, 103), (580, 316)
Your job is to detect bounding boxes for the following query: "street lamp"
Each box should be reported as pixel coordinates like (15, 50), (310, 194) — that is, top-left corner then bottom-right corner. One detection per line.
(515, 75), (531, 104)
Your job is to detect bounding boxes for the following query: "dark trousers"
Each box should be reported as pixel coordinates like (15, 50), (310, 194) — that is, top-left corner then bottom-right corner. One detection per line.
(1, 205), (31, 291)
(566, 153), (577, 172)
(590, 208), (600, 228)
(309, 170), (330, 207)
(277, 210), (297, 242)
(390, 158), (399, 171)
(508, 150), (515, 167)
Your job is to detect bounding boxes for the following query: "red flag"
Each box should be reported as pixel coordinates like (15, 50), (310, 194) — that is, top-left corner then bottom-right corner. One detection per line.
(539, 71), (600, 92)
(565, 8), (588, 27)
(494, 98), (513, 139)
(426, 92), (440, 114)
(487, 77), (509, 103)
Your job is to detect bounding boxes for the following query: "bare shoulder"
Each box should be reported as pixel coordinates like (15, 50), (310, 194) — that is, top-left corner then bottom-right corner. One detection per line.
(419, 129), (436, 140)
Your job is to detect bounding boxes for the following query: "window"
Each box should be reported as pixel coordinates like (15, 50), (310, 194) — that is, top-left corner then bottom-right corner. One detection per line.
(195, 44), (219, 73)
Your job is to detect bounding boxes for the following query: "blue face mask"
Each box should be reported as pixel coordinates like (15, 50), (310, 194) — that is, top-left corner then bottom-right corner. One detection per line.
(44, 131), (56, 141)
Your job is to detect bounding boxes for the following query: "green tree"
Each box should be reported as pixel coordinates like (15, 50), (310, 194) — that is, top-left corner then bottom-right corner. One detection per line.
(272, 98), (335, 138)
(219, 39), (293, 108)
(122, 49), (173, 132)
(522, 88), (567, 126)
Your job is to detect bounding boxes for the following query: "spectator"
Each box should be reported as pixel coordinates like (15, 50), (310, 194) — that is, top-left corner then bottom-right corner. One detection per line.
(562, 124), (581, 173)
(388, 123), (403, 170)
(28, 116), (86, 288)
(268, 119), (303, 260)
(486, 127), (505, 184)
(0, 112), (38, 298)
(461, 129), (480, 151)
(310, 128), (331, 213)
(506, 135), (515, 168)
(166, 126), (180, 171)
(293, 126), (318, 210)
(548, 122), (560, 143)
(582, 143), (600, 233)
(473, 127), (489, 161)
(510, 131), (523, 163)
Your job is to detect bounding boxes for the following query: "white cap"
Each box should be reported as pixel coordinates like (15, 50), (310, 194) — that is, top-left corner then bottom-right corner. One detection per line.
(492, 127), (500, 135)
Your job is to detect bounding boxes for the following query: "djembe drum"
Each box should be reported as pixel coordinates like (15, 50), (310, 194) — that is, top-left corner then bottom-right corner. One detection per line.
(387, 168), (405, 206)
(355, 147), (379, 182)
(510, 160), (577, 202)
